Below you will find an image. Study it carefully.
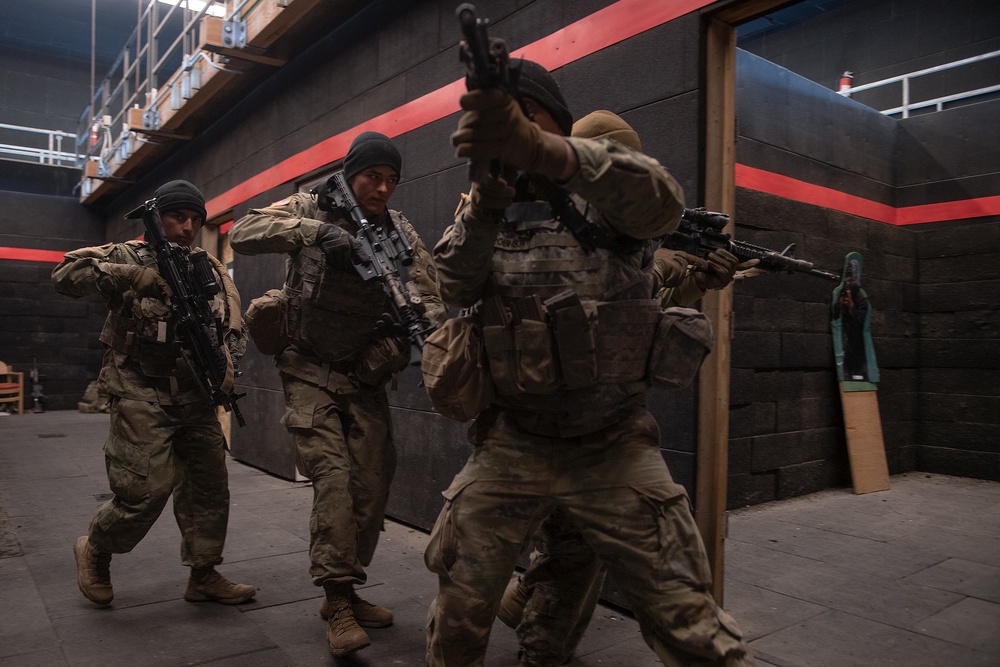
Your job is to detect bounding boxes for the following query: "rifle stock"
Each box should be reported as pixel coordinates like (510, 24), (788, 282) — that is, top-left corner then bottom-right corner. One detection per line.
(126, 200), (247, 426)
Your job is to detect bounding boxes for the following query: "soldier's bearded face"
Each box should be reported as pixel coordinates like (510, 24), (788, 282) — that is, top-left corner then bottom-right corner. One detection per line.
(350, 166), (399, 217)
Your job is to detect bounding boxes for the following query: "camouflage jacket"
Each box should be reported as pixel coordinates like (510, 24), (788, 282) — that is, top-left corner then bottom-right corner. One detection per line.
(230, 192), (444, 387)
(51, 240), (242, 405)
(434, 137), (688, 436)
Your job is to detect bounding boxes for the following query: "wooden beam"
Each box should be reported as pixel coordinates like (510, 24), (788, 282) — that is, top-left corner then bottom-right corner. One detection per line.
(695, 16), (737, 605)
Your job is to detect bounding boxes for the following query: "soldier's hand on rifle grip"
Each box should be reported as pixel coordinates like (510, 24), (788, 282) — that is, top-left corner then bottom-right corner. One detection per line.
(452, 89), (569, 181)
(100, 263), (170, 298)
(316, 223), (362, 269)
(695, 248), (740, 290)
(470, 174), (514, 212)
(653, 248), (698, 287)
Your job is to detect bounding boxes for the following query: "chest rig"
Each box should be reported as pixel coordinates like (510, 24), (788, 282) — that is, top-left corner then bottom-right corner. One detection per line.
(477, 201), (662, 435)
(283, 210), (393, 363)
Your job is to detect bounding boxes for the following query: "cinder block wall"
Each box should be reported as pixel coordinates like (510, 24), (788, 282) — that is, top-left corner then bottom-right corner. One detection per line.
(0, 163), (106, 410)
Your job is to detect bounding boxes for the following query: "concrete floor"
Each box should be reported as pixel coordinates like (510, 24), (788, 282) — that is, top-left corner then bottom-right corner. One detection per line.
(2, 410), (998, 666)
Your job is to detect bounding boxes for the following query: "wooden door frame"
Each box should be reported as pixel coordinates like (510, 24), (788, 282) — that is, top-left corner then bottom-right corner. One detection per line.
(697, 0), (798, 604)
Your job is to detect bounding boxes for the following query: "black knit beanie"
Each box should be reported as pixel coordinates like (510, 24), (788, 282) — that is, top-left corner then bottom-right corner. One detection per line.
(153, 180), (207, 220)
(515, 59), (573, 136)
(343, 131), (402, 181)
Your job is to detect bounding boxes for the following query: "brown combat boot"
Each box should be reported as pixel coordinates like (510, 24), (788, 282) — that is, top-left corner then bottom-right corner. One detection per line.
(497, 575), (530, 629)
(323, 583), (371, 656)
(73, 535), (114, 605)
(320, 584), (394, 628)
(184, 566), (256, 604)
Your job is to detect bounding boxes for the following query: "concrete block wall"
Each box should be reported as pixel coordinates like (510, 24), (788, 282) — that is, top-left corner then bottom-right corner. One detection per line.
(0, 164), (106, 410)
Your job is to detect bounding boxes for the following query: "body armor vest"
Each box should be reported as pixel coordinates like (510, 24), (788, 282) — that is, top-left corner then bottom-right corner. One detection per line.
(283, 211), (394, 363)
(479, 200), (661, 437)
(98, 241), (230, 403)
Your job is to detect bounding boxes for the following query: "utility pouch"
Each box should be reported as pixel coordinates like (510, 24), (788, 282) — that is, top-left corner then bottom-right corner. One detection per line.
(545, 290), (597, 390)
(480, 296), (520, 395)
(421, 316), (495, 421)
(647, 307), (714, 388)
(511, 295), (558, 394)
(354, 336), (410, 387)
(245, 289), (289, 356)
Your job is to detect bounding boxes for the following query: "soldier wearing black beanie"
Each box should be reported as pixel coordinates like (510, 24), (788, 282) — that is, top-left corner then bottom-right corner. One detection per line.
(514, 59), (574, 136)
(343, 132), (402, 181)
(153, 179), (207, 221)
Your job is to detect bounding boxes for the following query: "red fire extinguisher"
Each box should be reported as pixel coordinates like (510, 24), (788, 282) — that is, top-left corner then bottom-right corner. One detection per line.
(838, 71), (853, 96)
(89, 121), (99, 148)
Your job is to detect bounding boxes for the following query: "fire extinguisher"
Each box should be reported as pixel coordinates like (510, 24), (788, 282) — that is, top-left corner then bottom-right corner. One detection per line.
(89, 121), (99, 148)
(838, 71), (853, 97)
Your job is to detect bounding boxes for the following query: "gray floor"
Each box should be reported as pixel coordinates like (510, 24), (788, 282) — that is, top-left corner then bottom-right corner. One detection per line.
(1, 411), (998, 666)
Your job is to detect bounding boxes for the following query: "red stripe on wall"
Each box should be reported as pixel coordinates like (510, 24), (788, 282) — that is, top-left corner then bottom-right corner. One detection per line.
(736, 164), (897, 224)
(735, 164), (1000, 226)
(0, 247), (67, 263)
(896, 195), (1000, 225)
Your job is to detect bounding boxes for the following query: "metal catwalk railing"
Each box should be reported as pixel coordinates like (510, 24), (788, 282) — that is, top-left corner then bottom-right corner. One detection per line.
(839, 49), (1000, 118)
(0, 123), (77, 169)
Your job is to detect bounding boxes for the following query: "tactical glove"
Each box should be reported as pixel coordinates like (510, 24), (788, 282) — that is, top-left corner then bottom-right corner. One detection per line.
(695, 248), (740, 290)
(452, 89), (569, 181)
(315, 223), (361, 269)
(654, 248), (703, 287)
(470, 175), (515, 212)
(99, 263), (169, 298)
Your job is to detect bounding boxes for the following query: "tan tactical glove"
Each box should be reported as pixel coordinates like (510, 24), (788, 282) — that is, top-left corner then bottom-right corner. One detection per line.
(695, 248), (740, 290)
(470, 174), (515, 212)
(452, 89), (569, 181)
(654, 248), (700, 287)
(99, 263), (169, 298)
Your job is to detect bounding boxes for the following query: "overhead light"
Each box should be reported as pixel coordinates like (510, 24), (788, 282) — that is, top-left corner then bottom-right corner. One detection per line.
(156, 0), (227, 19)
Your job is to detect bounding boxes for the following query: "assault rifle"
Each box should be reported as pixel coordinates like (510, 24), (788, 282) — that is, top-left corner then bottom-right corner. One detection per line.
(325, 171), (433, 355)
(664, 208), (839, 281)
(126, 200), (246, 426)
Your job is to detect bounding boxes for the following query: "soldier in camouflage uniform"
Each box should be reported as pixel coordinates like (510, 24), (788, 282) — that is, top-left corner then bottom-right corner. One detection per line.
(497, 112), (743, 667)
(425, 63), (752, 666)
(52, 180), (256, 609)
(229, 132), (444, 657)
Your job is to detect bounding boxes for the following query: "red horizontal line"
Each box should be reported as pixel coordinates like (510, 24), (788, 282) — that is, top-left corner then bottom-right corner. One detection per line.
(736, 164), (1000, 225)
(0, 247), (67, 263)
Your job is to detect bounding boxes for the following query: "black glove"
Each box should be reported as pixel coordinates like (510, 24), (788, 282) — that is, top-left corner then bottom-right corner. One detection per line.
(315, 223), (361, 269)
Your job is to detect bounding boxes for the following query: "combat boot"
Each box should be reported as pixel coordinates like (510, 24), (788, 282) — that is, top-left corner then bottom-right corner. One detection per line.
(73, 535), (114, 605)
(320, 584), (394, 628)
(323, 583), (371, 656)
(497, 575), (530, 629)
(184, 566), (256, 604)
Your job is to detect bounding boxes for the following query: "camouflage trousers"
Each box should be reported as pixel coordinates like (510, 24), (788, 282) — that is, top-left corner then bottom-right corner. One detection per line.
(517, 508), (607, 666)
(281, 373), (395, 586)
(425, 409), (751, 667)
(89, 397), (230, 568)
